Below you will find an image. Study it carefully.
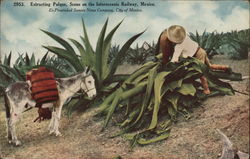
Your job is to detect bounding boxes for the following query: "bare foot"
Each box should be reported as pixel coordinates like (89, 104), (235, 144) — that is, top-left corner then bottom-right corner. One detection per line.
(203, 89), (211, 95)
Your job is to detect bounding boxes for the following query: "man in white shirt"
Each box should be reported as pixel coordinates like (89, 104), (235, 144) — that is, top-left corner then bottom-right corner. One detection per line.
(157, 25), (230, 94)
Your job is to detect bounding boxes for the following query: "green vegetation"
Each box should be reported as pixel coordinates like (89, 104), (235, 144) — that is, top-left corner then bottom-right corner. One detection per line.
(96, 54), (241, 147)
(190, 29), (249, 59)
(124, 42), (156, 65)
(42, 18), (145, 91)
(40, 18), (145, 114)
(0, 52), (73, 92)
(225, 29), (250, 59)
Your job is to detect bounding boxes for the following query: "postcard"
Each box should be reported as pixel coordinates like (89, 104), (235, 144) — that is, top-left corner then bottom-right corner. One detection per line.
(0, 0), (249, 159)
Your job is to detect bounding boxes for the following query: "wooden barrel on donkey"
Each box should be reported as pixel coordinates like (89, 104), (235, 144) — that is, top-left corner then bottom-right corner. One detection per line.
(26, 67), (59, 122)
(26, 67), (59, 104)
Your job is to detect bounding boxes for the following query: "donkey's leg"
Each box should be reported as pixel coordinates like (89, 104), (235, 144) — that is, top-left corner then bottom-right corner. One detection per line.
(8, 99), (35, 146)
(6, 98), (20, 145)
(4, 94), (12, 141)
(8, 102), (23, 146)
(52, 103), (63, 136)
(49, 109), (56, 134)
(6, 117), (12, 141)
(48, 101), (58, 134)
(49, 100), (64, 136)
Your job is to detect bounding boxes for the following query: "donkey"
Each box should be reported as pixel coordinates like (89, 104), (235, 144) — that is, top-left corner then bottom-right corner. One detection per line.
(4, 68), (96, 146)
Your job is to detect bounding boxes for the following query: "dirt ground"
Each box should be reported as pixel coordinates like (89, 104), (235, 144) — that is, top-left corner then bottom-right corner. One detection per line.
(0, 55), (249, 159)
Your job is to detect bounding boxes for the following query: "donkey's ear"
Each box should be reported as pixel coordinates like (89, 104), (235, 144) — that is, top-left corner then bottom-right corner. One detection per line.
(85, 66), (91, 75)
(84, 66), (88, 74)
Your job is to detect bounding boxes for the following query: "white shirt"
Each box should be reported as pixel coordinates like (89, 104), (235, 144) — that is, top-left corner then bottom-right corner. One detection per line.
(171, 35), (199, 62)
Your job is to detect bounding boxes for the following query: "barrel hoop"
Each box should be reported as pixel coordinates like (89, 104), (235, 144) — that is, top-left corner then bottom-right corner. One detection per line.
(31, 70), (52, 75)
(35, 95), (59, 102)
(32, 88), (58, 96)
(31, 78), (56, 84)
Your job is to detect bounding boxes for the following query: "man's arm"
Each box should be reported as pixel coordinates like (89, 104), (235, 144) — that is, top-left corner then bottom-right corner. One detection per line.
(171, 45), (182, 62)
(160, 35), (172, 64)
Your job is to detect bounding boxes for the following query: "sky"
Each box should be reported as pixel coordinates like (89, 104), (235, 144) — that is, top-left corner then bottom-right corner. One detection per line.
(0, 0), (249, 62)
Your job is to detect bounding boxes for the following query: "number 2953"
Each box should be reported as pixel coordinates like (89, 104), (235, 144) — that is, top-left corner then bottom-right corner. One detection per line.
(13, 2), (24, 6)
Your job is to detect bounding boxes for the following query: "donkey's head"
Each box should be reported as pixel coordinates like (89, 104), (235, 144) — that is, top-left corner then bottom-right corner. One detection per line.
(81, 67), (97, 99)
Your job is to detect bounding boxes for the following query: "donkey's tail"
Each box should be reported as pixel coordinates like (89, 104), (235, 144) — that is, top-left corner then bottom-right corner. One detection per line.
(3, 91), (11, 118)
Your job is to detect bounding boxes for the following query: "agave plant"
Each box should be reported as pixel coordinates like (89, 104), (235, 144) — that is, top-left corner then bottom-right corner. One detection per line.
(141, 41), (157, 63)
(42, 18), (145, 90)
(44, 55), (75, 76)
(125, 44), (147, 64)
(1, 52), (45, 81)
(0, 52), (16, 91)
(0, 52), (40, 90)
(226, 29), (250, 59)
(0, 51), (71, 93)
(125, 42), (156, 65)
(96, 53), (241, 147)
(0, 52), (25, 87)
(108, 45), (120, 64)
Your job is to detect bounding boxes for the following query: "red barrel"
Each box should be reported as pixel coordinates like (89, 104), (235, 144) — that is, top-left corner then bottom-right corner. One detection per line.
(27, 67), (59, 104)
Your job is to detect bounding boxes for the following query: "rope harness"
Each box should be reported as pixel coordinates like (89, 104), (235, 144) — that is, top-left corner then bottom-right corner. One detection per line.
(81, 76), (96, 94)
(57, 74), (95, 96)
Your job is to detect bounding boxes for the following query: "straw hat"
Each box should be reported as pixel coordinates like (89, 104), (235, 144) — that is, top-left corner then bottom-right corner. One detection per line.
(166, 25), (186, 44)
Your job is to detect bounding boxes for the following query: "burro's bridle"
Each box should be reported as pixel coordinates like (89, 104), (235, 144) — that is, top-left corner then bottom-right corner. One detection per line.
(58, 74), (95, 96)
(80, 75), (95, 95)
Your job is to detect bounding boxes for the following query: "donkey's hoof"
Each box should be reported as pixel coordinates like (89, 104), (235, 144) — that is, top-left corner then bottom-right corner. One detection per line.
(55, 131), (62, 137)
(9, 140), (22, 146)
(14, 140), (22, 146)
(6, 135), (12, 140)
(49, 130), (54, 135)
